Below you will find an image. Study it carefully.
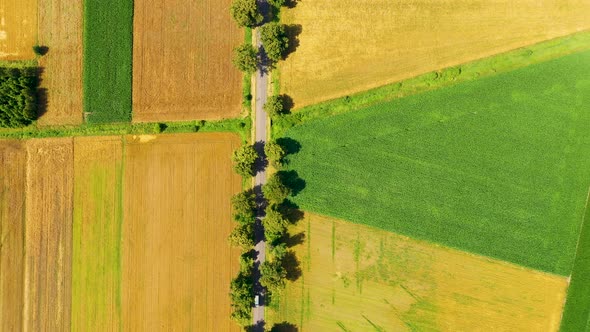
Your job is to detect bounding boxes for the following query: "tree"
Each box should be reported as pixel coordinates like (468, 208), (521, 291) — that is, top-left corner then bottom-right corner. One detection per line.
(0, 67), (37, 128)
(239, 252), (256, 274)
(264, 141), (286, 167)
(230, 272), (254, 326)
(260, 260), (286, 295)
(263, 206), (289, 243)
(232, 144), (258, 177)
(260, 22), (289, 62)
(229, 222), (255, 249)
(232, 43), (259, 73)
(267, 0), (286, 8)
(262, 173), (291, 205)
(230, 0), (263, 28)
(231, 190), (257, 224)
(263, 95), (285, 118)
(269, 243), (287, 261)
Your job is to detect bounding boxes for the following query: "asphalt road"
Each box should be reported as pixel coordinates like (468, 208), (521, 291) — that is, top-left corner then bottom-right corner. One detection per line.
(252, 26), (269, 328)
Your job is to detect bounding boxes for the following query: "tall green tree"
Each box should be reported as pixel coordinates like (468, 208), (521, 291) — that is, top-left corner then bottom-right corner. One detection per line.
(263, 206), (289, 243)
(260, 22), (289, 62)
(263, 95), (285, 118)
(232, 43), (259, 73)
(262, 173), (291, 205)
(260, 260), (287, 295)
(232, 144), (258, 177)
(264, 141), (286, 167)
(230, 272), (254, 325)
(232, 190), (257, 224)
(229, 222), (255, 249)
(230, 0), (263, 27)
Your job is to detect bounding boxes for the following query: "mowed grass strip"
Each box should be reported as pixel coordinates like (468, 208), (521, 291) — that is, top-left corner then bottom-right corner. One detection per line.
(72, 137), (123, 331)
(560, 190), (590, 332)
(268, 214), (568, 331)
(284, 49), (590, 275)
(83, 0), (133, 123)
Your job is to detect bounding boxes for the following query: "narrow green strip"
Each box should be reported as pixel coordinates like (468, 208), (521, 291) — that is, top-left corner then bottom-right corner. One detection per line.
(83, 0), (133, 123)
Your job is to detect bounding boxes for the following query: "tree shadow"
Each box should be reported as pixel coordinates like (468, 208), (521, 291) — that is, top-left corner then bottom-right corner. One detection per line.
(278, 199), (304, 224)
(279, 94), (294, 114)
(276, 137), (301, 155)
(253, 141), (268, 174)
(247, 320), (266, 332)
(33, 45), (49, 56)
(282, 250), (301, 281)
(284, 231), (305, 248)
(282, 24), (302, 61)
(257, 44), (274, 74)
(271, 322), (299, 332)
(277, 170), (306, 196)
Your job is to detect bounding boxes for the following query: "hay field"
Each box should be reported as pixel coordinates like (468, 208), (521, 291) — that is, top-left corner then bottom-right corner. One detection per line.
(0, 141), (26, 331)
(122, 133), (241, 331)
(281, 0), (590, 108)
(72, 136), (123, 331)
(0, 0), (36, 60)
(37, 0), (83, 125)
(132, 0), (242, 122)
(269, 214), (568, 331)
(23, 138), (73, 331)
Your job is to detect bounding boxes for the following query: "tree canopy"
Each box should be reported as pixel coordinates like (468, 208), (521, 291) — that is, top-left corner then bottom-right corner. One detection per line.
(232, 43), (259, 73)
(231, 190), (257, 224)
(229, 222), (255, 249)
(263, 95), (286, 118)
(232, 144), (258, 177)
(264, 141), (286, 167)
(230, 0), (263, 27)
(262, 173), (291, 205)
(260, 22), (289, 62)
(0, 67), (38, 128)
(260, 260), (287, 294)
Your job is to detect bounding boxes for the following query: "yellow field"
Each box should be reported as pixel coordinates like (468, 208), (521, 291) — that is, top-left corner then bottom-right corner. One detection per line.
(0, 0), (37, 60)
(280, 0), (590, 108)
(269, 214), (568, 331)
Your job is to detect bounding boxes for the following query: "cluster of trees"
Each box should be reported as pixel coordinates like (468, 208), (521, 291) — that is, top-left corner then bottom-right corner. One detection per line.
(0, 67), (38, 128)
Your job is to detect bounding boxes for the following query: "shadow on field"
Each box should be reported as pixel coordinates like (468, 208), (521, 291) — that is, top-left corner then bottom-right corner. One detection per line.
(276, 137), (301, 155)
(247, 320), (266, 332)
(284, 231), (305, 248)
(284, 0), (300, 8)
(283, 24), (302, 61)
(277, 170), (306, 196)
(282, 250), (302, 281)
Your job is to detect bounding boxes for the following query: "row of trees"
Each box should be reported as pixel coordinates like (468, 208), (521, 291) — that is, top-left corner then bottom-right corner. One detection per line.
(0, 67), (38, 128)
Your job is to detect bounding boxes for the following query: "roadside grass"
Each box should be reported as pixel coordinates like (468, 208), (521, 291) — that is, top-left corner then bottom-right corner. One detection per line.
(560, 189), (590, 332)
(242, 28), (253, 111)
(83, 0), (133, 123)
(282, 49), (590, 275)
(273, 31), (590, 137)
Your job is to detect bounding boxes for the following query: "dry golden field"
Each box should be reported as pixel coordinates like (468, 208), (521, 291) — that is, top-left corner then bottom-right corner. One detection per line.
(23, 138), (73, 331)
(132, 0), (243, 122)
(37, 0), (84, 125)
(280, 0), (590, 108)
(0, 140), (26, 331)
(269, 214), (568, 331)
(122, 133), (241, 331)
(0, 0), (37, 60)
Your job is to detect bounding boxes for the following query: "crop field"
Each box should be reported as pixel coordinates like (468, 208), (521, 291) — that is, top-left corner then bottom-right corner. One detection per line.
(269, 214), (568, 331)
(37, 0), (84, 125)
(280, 0), (590, 108)
(0, 0), (37, 60)
(83, 0), (133, 123)
(0, 133), (241, 330)
(132, 0), (242, 122)
(283, 49), (590, 275)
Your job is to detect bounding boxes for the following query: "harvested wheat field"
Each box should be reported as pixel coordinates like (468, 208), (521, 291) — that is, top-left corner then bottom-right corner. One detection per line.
(23, 138), (73, 332)
(0, 0), (37, 60)
(269, 214), (568, 331)
(122, 133), (242, 331)
(37, 0), (83, 125)
(0, 141), (26, 331)
(281, 0), (590, 108)
(72, 136), (123, 331)
(132, 0), (243, 122)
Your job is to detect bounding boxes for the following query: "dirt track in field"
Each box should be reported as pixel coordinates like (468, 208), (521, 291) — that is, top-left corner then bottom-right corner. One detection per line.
(23, 138), (73, 331)
(0, 0), (36, 60)
(132, 0), (242, 122)
(122, 133), (241, 331)
(37, 0), (83, 125)
(281, 0), (590, 108)
(0, 141), (26, 331)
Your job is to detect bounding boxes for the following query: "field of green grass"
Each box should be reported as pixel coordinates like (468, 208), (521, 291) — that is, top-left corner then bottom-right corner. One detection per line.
(83, 0), (133, 123)
(560, 190), (590, 332)
(283, 49), (590, 276)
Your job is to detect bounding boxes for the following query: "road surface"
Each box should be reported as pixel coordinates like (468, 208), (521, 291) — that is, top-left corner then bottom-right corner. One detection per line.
(252, 26), (269, 328)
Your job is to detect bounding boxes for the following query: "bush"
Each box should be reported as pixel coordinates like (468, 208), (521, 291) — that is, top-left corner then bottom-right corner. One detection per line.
(262, 173), (291, 205)
(232, 43), (259, 73)
(0, 67), (38, 128)
(264, 141), (286, 167)
(260, 22), (289, 62)
(264, 95), (286, 117)
(230, 0), (263, 28)
(232, 144), (258, 177)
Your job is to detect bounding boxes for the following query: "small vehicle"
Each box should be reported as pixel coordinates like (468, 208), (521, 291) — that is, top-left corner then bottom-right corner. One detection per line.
(254, 295), (260, 307)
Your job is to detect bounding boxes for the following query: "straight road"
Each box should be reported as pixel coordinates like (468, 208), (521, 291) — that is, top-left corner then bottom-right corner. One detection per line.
(252, 26), (269, 328)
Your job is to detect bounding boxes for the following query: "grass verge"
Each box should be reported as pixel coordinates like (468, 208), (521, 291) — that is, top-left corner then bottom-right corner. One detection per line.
(273, 30), (590, 137)
(83, 0), (133, 123)
(560, 189), (590, 332)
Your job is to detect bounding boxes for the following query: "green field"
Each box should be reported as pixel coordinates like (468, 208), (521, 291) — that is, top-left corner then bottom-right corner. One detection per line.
(283, 49), (590, 276)
(83, 0), (133, 123)
(560, 191), (590, 332)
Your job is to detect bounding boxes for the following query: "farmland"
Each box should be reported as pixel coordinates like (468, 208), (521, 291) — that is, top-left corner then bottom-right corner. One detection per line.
(268, 214), (568, 331)
(37, 0), (84, 125)
(83, 0), (133, 123)
(280, 0), (590, 108)
(0, 0), (36, 60)
(0, 133), (241, 330)
(283, 49), (590, 275)
(132, 0), (243, 122)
